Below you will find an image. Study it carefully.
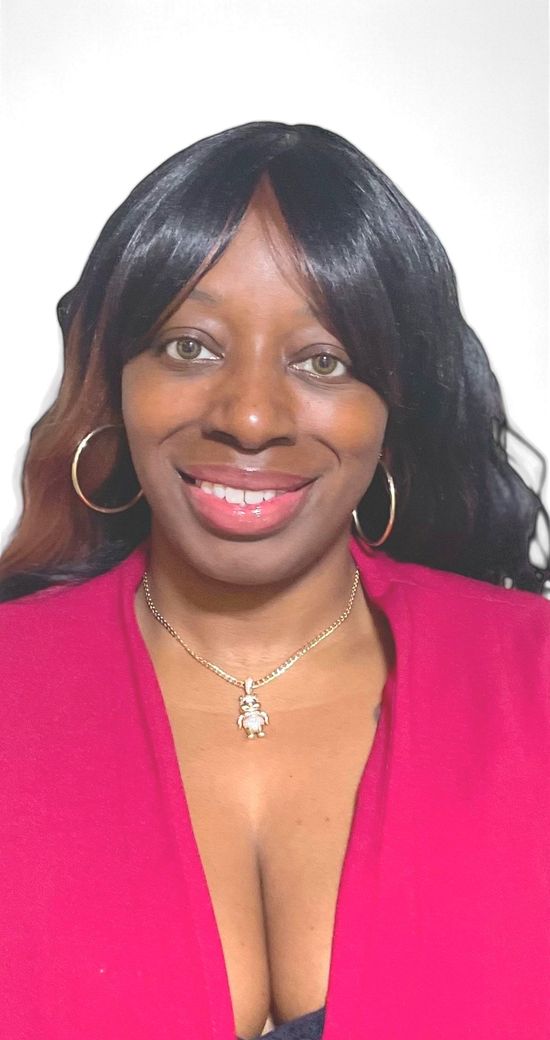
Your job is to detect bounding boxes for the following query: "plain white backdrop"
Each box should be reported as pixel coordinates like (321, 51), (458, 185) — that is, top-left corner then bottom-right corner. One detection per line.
(1, 0), (548, 552)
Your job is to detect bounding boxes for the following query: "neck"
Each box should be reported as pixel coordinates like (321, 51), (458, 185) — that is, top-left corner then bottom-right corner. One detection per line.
(138, 529), (372, 676)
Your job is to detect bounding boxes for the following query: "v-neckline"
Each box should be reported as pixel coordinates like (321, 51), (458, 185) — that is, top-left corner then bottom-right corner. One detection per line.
(119, 535), (402, 1040)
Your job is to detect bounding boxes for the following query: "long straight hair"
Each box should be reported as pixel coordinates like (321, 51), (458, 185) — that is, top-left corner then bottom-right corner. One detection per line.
(1, 120), (548, 600)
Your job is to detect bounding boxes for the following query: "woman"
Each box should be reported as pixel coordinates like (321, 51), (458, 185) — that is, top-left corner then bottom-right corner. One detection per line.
(1, 121), (549, 1040)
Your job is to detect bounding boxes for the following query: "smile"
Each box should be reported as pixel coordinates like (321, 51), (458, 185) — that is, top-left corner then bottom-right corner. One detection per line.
(177, 470), (316, 536)
(192, 480), (285, 504)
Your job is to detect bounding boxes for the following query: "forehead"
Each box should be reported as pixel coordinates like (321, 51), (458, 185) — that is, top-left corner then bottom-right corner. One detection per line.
(183, 286), (316, 321)
(178, 206), (322, 322)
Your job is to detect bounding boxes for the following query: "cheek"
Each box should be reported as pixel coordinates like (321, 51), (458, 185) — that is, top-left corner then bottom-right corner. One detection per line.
(310, 387), (388, 458)
(121, 359), (388, 466)
(121, 361), (200, 440)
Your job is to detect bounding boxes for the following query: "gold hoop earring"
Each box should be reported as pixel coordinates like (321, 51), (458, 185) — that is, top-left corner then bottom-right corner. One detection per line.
(352, 459), (396, 548)
(71, 424), (144, 514)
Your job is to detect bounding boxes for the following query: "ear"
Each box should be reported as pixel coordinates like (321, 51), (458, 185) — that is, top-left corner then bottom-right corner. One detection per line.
(380, 446), (393, 470)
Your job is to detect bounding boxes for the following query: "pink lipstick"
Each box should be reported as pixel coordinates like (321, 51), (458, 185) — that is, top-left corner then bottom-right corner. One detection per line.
(177, 467), (316, 536)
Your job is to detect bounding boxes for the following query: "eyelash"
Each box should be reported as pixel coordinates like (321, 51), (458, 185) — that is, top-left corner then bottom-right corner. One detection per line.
(156, 336), (352, 380)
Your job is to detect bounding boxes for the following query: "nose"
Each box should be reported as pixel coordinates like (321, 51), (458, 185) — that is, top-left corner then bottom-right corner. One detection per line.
(201, 349), (298, 451)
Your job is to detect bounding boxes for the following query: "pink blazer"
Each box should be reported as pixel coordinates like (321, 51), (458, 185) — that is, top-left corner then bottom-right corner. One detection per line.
(2, 536), (549, 1039)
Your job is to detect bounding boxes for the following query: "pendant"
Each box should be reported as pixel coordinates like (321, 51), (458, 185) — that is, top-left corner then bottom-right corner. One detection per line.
(236, 677), (270, 739)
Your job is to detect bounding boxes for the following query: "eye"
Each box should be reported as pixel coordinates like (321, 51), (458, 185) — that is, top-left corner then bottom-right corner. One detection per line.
(159, 335), (219, 363)
(291, 352), (351, 379)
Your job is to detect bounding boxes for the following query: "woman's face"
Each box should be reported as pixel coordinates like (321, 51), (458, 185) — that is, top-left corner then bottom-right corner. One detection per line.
(121, 204), (389, 585)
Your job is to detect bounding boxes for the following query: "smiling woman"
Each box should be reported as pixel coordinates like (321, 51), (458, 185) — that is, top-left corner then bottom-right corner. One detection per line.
(1, 121), (547, 593)
(118, 187), (389, 585)
(1, 121), (549, 1040)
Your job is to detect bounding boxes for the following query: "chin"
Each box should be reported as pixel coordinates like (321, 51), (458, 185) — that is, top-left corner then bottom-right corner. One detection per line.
(157, 520), (327, 587)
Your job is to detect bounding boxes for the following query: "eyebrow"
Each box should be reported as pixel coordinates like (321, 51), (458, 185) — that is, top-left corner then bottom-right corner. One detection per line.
(188, 287), (319, 319)
(188, 288), (220, 304)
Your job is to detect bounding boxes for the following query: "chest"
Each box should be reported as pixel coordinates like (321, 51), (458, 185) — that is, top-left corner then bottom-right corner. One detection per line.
(158, 666), (384, 1039)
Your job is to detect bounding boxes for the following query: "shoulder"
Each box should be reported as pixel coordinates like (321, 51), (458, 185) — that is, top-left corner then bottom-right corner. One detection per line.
(383, 556), (550, 692)
(386, 554), (549, 616)
(351, 535), (549, 613)
(0, 578), (106, 684)
(364, 555), (550, 725)
(350, 537), (550, 665)
(384, 557), (550, 743)
(0, 566), (114, 624)
(0, 545), (145, 656)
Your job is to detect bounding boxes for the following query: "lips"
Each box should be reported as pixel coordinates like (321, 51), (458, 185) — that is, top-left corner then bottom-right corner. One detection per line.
(176, 465), (317, 536)
(178, 465), (315, 492)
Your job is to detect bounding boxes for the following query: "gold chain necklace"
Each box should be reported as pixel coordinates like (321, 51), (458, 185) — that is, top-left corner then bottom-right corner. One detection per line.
(141, 566), (361, 740)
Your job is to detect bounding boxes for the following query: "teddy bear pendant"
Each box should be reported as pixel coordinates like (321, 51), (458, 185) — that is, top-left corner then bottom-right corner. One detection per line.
(236, 677), (270, 739)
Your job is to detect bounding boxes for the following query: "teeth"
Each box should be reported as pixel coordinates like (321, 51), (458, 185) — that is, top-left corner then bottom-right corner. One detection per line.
(244, 490), (265, 505)
(196, 481), (284, 503)
(226, 486), (245, 505)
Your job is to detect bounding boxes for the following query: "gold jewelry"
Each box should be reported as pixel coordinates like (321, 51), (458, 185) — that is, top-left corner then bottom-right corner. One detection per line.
(142, 566), (361, 740)
(71, 425), (144, 514)
(352, 459), (396, 547)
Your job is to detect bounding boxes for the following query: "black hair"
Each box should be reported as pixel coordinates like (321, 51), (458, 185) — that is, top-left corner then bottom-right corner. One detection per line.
(1, 120), (548, 600)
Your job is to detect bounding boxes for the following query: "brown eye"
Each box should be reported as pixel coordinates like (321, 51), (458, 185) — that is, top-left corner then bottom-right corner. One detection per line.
(312, 353), (339, 375)
(161, 336), (218, 363)
(178, 337), (201, 359)
(292, 352), (350, 379)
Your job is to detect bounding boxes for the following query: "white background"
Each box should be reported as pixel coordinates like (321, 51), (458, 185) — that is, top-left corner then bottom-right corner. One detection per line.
(1, 0), (548, 551)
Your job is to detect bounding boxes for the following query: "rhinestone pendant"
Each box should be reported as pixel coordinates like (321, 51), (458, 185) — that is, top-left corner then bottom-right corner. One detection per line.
(236, 677), (270, 739)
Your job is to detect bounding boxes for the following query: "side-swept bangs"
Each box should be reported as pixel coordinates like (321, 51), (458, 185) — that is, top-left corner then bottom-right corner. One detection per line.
(2, 120), (546, 596)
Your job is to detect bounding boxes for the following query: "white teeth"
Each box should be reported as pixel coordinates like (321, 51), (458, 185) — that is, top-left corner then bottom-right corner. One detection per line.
(226, 486), (245, 505)
(244, 489), (265, 505)
(195, 480), (283, 503)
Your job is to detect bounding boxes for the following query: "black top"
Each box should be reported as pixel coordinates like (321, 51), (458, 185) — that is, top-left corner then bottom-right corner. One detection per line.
(239, 1006), (325, 1040)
